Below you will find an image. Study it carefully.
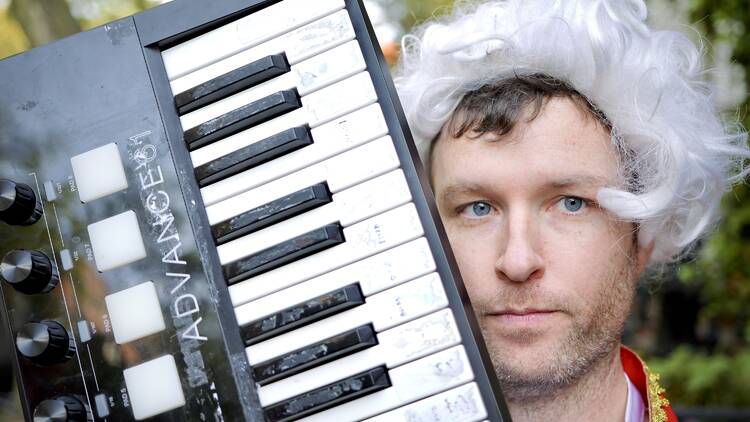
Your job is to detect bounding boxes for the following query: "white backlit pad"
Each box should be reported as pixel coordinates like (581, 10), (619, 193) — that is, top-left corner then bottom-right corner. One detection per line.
(88, 210), (147, 272)
(70, 143), (129, 203)
(123, 355), (186, 420)
(105, 282), (166, 344)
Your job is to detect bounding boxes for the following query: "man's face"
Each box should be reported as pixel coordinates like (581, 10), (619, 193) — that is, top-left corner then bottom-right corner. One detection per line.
(431, 97), (651, 401)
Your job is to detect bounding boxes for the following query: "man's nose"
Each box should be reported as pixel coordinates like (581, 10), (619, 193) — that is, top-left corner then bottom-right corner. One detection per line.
(494, 212), (544, 283)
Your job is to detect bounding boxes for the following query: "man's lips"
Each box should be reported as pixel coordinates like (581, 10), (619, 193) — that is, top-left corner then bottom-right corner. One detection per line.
(495, 308), (558, 315)
(486, 309), (561, 326)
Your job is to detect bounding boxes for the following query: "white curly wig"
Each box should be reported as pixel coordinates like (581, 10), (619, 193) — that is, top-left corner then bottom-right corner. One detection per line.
(394, 0), (750, 263)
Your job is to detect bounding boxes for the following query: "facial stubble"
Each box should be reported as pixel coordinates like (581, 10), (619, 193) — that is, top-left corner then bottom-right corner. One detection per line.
(476, 248), (638, 403)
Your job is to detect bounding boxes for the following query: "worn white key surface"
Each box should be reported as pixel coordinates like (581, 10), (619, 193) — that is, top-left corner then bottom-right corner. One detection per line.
(207, 136), (399, 224)
(297, 345), (475, 422)
(245, 272), (448, 365)
(180, 40), (366, 130)
(226, 203), (424, 303)
(171, 10), (355, 94)
(363, 382), (487, 422)
(191, 71), (378, 177)
(197, 103), (388, 206)
(230, 237), (433, 314)
(257, 309), (461, 406)
(217, 170), (411, 265)
(162, 0), (345, 80)
(231, 238), (434, 311)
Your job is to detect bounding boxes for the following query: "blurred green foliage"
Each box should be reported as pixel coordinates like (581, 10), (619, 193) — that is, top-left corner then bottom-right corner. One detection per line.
(680, 0), (750, 330)
(400, 0), (453, 30)
(0, 7), (29, 59)
(651, 0), (750, 409)
(649, 346), (750, 405)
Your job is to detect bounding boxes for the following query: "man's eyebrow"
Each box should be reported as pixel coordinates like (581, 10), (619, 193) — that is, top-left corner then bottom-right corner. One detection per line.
(548, 175), (612, 189)
(437, 175), (615, 202)
(438, 183), (486, 201)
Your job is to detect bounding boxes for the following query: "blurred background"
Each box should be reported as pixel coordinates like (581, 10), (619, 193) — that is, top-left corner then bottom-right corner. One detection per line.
(0, 0), (748, 420)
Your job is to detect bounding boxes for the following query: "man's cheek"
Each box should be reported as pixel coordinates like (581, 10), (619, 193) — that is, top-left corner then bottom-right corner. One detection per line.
(453, 247), (492, 302)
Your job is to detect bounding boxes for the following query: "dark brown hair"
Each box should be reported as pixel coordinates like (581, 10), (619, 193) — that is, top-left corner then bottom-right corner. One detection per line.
(442, 74), (611, 141)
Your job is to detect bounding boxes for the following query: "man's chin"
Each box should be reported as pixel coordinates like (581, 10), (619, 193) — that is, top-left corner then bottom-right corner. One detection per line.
(483, 327), (621, 403)
(488, 347), (583, 403)
(488, 339), (564, 377)
(481, 312), (566, 346)
(481, 323), (593, 401)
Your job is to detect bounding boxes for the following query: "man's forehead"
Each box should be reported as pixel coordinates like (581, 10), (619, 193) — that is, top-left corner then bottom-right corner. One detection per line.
(430, 97), (623, 189)
(437, 174), (614, 197)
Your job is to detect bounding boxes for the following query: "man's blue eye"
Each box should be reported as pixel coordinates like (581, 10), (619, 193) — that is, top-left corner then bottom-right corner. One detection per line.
(467, 202), (492, 217)
(561, 197), (585, 212)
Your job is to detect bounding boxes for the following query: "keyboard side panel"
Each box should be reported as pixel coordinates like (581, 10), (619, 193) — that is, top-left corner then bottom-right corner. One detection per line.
(0, 3), (278, 419)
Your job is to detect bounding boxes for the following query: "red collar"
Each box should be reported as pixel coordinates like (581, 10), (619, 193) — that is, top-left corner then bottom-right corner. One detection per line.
(621, 346), (679, 422)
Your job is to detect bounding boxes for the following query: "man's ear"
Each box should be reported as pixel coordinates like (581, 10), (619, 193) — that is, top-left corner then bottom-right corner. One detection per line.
(636, 240), (655, 275)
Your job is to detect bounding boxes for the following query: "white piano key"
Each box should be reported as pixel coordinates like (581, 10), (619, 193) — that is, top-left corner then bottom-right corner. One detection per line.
(191, 70), (378, 171)
(363, 382), (487, 422)
(217, 170), (411, 265)
(162, 0), (345, 80)
(180, 40), (366, 130)
(197, 103), (388, 206)
(226, 202), (424, 303)
(258, 309), (461, 406)
(171, 9), (355, 94)
(231, 236), (434, 312)
(297, 345), (475, 422)
(207, 135), (398, 225)
(246, 272), (448, 365)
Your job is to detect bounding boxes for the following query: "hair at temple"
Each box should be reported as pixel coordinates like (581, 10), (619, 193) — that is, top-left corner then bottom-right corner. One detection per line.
(394, 0), (750, 264)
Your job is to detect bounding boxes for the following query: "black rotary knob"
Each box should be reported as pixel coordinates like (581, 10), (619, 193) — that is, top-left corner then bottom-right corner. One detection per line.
(33, 395), (86, 422)
(16, 321), (74, 365)
(0, 179), (43, 226)
(1, 250), (59, 294)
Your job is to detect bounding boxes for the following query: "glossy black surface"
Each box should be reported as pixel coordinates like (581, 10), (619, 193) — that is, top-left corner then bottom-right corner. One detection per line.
(1, 250), (58, 295)
(15, 321), (73, 365)
(195, 125), (313, 187)
(241, 283), (364, 347)
(0, 8), (268, 420)
(176, 53), (290, 114)
(33, 395), (86, 422)
(185, 89), (302, 149)
(253, 324), (377, 385)
(0, 316), (11, 393)
(0, 180), (42, 226)
(212, 182), (331, 245)
(223, 223), (345, 283)
(263, 366), (391, 422)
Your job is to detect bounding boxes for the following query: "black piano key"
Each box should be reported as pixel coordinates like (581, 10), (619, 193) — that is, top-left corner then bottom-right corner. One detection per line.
(185, 89), (301, 150)
(253, 324), (377, 386)
(195, 125), (313, 187)
(223, 223), (344, 284)
(241, 284), (364, 347)
(175, 53), (290, 115)
(213, 182), (331, 245)
(263, 366), (391, 422)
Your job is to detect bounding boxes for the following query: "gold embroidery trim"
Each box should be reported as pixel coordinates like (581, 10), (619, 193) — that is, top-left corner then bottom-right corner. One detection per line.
(645, 369), (669, 422)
